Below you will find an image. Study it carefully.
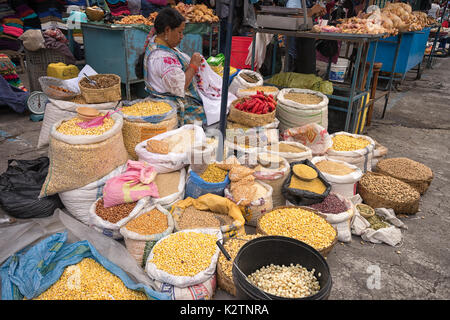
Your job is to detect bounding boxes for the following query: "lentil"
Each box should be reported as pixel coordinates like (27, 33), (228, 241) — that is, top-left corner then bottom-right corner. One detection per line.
(259, 207), (336, 251)
(247, 263), (320, 299)
(178, 206), (221, 230)
(289, 175), (327, 194)
(122, 101), (172, 116)
(366, 215), (390, 230)
(95, 198), (137, 224)
(315, 160), (356, 176)
(268, 143), (306, 153)
(309, 194), (348, 214)
(32, 258), (147, 300)
(284, 92), (323, 105)
(200, 164), (228, 183)
(292, 164), (318, 180)
(56, 114), (114, 136)
(150, 231), (217, 277)
(331, 134), (371, 151)
(154, 171), (181, 198)
(125, 209), (168, 235)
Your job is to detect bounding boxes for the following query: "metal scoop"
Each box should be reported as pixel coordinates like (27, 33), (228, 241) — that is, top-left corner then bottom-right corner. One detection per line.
(83, 73), (98, 87)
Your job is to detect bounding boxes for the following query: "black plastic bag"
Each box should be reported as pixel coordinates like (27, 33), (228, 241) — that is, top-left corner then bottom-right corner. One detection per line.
(281, 159), (331, 206)
(316, 40), (339, 59)
(0, 157), (63, 219)
(259, 37), (282, 77)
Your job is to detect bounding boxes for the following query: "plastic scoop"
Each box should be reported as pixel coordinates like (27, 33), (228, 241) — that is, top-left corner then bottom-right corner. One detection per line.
(77, 108), (122, 129)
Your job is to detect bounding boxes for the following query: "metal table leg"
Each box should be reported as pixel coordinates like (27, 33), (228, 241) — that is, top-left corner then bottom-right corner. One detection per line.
(251, 31), (256, 70)
(381, 33), (402, 119)
(345, 42), (363, 132)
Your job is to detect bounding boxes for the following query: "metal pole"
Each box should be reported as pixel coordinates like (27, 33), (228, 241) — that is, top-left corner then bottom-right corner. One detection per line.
(381, 33), (402, 119)
(217, 0), (236, 162)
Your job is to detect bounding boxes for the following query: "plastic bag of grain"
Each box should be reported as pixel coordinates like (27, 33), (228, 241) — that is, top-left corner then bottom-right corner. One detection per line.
(145, 228), (223, 288)
(58, 164), (127, 225)
(326, 132), (375, 173)
(228, 70), (263, 95)
(276, 88), (329, 132)
(37, 98), (119, 149)
(120, 203), (174, 267)
(119, 98), (178, 160)
(39, 112), (128, 197)
(135, 124), (206, 173)
(89, 196), (150, 240)
(311, 156), (363, 198)
(263, 141), (313, 164)
(282, 123), (333, 156)
(152, 168), (186, 210)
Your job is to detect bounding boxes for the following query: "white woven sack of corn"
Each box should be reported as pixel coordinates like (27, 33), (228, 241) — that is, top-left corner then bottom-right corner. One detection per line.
(311, 156), (363, 198)
(37, 98), (119, 149)
(152, 275), (217, 300)
(58, 163), (127, 225)
(262, 141), (313, 164)
(326, 132), (375, 173)
(88, 196), (150, 240)
(145, 228), (223, 288)
(135, 124), (206, 173)
(228, 70), (263, 95)
(276, 88), (329, 132)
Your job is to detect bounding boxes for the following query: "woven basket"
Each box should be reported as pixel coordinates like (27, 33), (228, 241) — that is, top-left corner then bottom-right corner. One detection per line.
(375, 158), (433, 195)
(79, 74), (122, 104)
(227, 98), (276, 128)
(357, 172), (420, 215)
(255, 205), (338, 257)
(355, 203), (375, 219)
(86, 7), (104, 21)
(217, 258), (237, 296)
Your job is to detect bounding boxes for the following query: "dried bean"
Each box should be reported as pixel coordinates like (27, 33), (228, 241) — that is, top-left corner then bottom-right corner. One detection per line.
(95, 198), (137, 224)
(309, 194), (348, 214)
(125, 209), (168, 235)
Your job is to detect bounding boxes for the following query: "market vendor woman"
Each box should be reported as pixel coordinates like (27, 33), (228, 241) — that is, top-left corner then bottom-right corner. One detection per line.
(142, 7), (236, 126)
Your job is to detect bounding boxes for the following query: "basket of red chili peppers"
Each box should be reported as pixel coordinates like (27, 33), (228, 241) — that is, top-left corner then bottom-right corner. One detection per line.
(228, 91), (277, 127)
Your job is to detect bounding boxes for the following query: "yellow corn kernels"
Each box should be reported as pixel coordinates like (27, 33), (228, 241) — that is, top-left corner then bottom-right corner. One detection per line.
(56, 115), (114, 136)
(122, 101), (172, 116)
(331, 135), (371, 151)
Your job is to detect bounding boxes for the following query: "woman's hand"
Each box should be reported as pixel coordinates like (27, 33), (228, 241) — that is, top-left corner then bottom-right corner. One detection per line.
(190, 52), (203, 68)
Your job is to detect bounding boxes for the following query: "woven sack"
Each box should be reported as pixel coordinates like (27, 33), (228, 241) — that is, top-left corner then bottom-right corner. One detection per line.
(256, 205), (338, 257)
(152, 168), (186, 210)
(228, 70), (263, 95)
(227, 98), (276, 128)
(153, 275), (217, 300)
(224, 181), (273, 227)
(79, 74), (122, 104)
(357, 172), (420, 215)
(39, 112), (128, 197)
(120, 204), (174, 267)
(263, 141), (313, 164)
(375, 157), (433, 195)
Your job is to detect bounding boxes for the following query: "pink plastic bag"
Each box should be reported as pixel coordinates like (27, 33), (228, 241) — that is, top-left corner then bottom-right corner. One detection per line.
(102, 160), (159, 208)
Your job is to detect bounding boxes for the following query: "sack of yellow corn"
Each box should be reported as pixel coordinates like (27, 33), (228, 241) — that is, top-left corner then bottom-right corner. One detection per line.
(39, 112), (128, 197)
(326, 131), (376, 173)
(184, 164), (231, 199)
(119, 98), (178, 160)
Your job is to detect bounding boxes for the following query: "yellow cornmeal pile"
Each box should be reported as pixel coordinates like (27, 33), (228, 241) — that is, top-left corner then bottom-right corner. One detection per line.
(331, 134), (371, 151)
(259, 207), (336, 251)
(56, 114), (114, 136)
(292, 164), (318, 180)
(150, 231), (217, 277)
(125, 209), (168, 235)
(315, 160), (356, 176)
(289, 175), (326, 194)
(240, 86), (278, 92)
(32, 258), (147, 300)
(284, 92), (323, 105)
(200, 164), (228, 183)
(122, 101), (172, 116)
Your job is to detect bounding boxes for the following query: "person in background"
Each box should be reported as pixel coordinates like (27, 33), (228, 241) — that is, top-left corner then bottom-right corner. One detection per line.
(428, 0), (441, 19)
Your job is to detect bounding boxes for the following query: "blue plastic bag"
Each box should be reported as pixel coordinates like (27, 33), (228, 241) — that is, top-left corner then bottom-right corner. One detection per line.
(0, 231), (170, 300)
(184, 170), (230, 199)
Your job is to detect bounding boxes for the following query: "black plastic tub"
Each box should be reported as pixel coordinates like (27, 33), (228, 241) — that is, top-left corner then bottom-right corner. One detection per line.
(232, 235), (332, 300)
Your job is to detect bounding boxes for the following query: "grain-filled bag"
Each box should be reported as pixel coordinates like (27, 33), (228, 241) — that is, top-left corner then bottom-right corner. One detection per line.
(152, 168), (186, 210)
(153, 275), (216, 300)
(120, 204), (174, 267)
(58, 164), (127, 225)
(135, 124), (206, 173)
(37, 98), (118, 149)
(119, 98), (178, 160)
(171, 194), (246, 240)
(236, 86), (280, 99)
(375, 157), (433, 195)
(184, 166), (230, 199)
(145, 228), (223, 288)
(311, 156), (363, 198)
(357, 172), (420, 215)
(326, 132), (375, 173)
(282, 159), (332, 206)
(40, 112), (128, 197)
(228, 70), (263, 95)
(224, 180), (273, 227)
(276, 88), (329, 132)
(263, 141), (313, 164)
(282, 123), (333, 156)
(307, 192), (355, 243)
(89, 196), (150, 240)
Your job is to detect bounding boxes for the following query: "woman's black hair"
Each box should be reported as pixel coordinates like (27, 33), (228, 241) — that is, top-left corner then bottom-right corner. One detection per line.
(154, 7), (186, 35)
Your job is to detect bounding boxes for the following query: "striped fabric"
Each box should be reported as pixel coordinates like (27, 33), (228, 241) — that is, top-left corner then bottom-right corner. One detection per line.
(0, 53), (26, 91)
(106, 0), (131, 16)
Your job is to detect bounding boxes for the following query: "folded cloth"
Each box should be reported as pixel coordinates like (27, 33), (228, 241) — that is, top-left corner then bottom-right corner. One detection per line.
(43, 31), (76, 65)
(0, 75), (29, 113)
